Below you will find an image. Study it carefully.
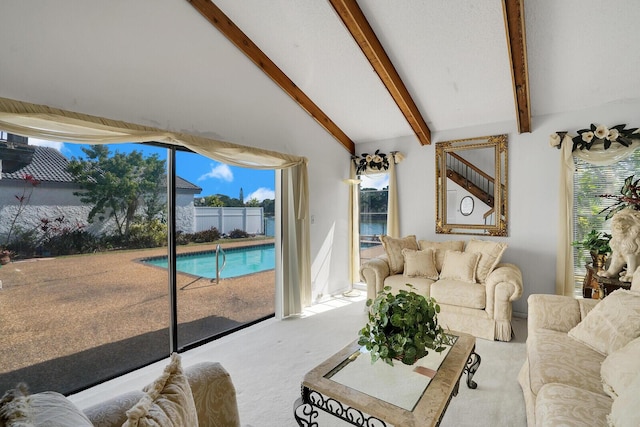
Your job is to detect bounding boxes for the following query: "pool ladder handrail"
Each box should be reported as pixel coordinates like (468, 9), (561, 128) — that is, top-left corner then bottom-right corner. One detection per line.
(213, 244), (226, 283)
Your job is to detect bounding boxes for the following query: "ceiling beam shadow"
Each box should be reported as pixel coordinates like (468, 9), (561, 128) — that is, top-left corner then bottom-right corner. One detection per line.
(188, 0), (355, 154)
(503, 0), (531, 133)
(329, 0), (431, 146)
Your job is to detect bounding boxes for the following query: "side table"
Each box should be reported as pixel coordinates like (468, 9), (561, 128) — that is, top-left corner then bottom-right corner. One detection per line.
(583, 263), (631, 299)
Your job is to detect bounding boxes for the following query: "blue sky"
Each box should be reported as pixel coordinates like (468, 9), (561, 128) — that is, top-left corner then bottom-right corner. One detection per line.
(28, 138), (275, 202)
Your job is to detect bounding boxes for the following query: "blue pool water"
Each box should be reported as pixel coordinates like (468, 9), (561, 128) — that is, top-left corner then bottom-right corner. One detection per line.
(143, 243), (275, 279)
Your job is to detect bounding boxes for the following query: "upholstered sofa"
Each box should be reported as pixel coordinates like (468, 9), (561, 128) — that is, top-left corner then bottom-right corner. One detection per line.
(519, 290), (640, 427)
(0, 354), (241, 427)
(360, 236), (523, 342)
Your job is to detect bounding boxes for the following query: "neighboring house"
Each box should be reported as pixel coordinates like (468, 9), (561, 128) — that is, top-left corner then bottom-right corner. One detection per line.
(0, 145), (201, 243)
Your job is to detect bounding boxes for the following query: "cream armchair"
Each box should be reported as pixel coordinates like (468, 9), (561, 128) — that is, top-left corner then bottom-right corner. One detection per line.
(360, 237), (523, 342)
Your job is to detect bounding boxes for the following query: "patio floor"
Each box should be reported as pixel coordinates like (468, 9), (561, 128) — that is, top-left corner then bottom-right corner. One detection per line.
(0, 238), (275, 395)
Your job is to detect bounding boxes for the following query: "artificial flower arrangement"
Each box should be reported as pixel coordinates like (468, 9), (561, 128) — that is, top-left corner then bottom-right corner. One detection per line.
(352, 149), (390, 175)
(549, 124), (640, 151)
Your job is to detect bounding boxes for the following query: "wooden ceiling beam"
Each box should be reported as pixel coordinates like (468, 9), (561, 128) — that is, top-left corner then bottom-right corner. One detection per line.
(328, 0), (431, 146)
(503, 0), (531, 133)
(187, 0), (355, 154)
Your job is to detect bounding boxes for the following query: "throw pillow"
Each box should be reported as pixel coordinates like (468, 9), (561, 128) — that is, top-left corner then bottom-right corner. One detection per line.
(439, 250), (480, 283)
(402, 248), (438, 280)
(568, 289), (640, 355)
(380, 235), (418, 275)
(123, 353), (199, 427)
(601, 336), (640, 399)
(607, 371), (640, 427)
(464, 239), (507, 283)
(417, 240), (465, 273)
(0, 383), (93, 427)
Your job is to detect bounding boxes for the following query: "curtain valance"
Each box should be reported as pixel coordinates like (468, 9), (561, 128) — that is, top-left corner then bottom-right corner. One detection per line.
(0, 97), (305, 170)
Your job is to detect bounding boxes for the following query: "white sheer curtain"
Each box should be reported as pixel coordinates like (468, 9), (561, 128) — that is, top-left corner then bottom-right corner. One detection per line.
(277, 164), (311, 317)
(0, 96), (311, 316)
(347, 161), (360, 284)
(556, 135), (640, 295)
(386, 152), (401, 238)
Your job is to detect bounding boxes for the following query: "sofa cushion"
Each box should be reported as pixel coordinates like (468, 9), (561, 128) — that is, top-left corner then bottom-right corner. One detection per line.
(601, 336), (640, 399)
(380, 235), (418, 274)
(464, 239), (507, 283)
(402, 248), (438, 280)
(0, 384), (93, 427)
(123, 353), (199, 427)
(439, 250), (479, 283)
(535, 383), (611, 427)
(527, 328), (606, 396)
(384, 274), (433, 298)
(568, 289), (640, 355)
(430, 279), (485, 309)
(418, 240), (465, 273)
(608, 371), (640, 427)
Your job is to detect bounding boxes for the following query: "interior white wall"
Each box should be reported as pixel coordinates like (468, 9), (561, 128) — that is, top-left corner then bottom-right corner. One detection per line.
(357, 99), (640, 316)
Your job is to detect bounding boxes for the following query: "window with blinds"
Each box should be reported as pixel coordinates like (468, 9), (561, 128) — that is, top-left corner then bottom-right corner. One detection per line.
(573, 150), (640, 294)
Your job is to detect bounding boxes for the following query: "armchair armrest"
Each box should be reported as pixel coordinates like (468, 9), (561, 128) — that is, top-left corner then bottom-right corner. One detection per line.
(484, 263), (523, 319)
(187, 362), (240, 427)
(359, 256), (391, 301)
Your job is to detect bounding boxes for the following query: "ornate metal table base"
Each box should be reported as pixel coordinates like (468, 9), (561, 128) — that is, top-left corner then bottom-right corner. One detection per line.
(294, 388), (388, 427)
(465, 351), (481, 389)
(294, 352), (482, 426)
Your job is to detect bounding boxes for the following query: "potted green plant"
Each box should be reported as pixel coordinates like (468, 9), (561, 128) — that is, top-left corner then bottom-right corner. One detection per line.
(572, 229), (611, 269)
(358, 285), (450, 366)
(0, 247), (12, 265)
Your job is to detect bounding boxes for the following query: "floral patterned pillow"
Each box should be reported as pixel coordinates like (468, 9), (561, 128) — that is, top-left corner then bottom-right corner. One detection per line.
(380, 235), (418, 275)
(568, 290), (640, 355)
(0, 384), (93, 426)
(123, 353), (199, 427)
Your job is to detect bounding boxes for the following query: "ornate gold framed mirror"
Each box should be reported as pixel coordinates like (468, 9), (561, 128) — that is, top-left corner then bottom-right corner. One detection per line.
(435, 134), (508, 236)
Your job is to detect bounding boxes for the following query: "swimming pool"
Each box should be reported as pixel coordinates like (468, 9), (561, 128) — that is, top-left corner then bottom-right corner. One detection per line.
(142, 243), (275, 279)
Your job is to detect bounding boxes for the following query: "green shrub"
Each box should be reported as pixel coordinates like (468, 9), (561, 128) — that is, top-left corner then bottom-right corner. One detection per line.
(127, 219), (167, 249)
(44, 230), (99, 255)
(190, 227), (221, 243)
(228, 228), (249, 239)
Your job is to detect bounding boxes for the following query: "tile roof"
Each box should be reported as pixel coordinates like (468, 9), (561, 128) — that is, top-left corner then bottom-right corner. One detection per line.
(1, 146), (74, 183)
(1, 146), (202, 192)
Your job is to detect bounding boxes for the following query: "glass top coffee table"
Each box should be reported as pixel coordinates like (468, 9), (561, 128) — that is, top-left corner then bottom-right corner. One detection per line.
(294, 332), (480, 427)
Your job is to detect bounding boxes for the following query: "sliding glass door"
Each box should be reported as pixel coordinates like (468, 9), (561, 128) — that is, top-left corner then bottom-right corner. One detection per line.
(0, 138), (276, 395)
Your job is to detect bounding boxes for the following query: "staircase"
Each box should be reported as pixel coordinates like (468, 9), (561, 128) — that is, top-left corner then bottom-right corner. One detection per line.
(446, 152), (496, 207)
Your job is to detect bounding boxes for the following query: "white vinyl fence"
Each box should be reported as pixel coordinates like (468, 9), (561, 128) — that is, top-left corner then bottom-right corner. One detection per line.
(194, 207), (264, 235)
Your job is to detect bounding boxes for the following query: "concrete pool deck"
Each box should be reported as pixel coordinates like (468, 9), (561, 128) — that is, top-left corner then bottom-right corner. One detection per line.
(0, 238), (275, 395)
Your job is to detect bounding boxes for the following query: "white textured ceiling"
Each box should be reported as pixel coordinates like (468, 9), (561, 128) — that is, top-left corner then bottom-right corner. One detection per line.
(1, 0), (640, 149)
(214, 0), (640, 143)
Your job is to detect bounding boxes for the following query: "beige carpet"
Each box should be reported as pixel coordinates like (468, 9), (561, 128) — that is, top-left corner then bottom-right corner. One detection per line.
(70, 293), (528, 426)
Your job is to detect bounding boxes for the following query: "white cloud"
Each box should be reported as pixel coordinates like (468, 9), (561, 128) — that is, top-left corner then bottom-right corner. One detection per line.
(246, 187), (275, 202)
(360, 174), (389, 190)
(28, 138), (64, 151)
(198, 163), (233, 182)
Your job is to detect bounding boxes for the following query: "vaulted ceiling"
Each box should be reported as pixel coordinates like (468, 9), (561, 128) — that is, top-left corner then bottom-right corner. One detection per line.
(2, 1), (640, 156)
(191, 0), (527, 153)
(188, 0), (640, 154)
